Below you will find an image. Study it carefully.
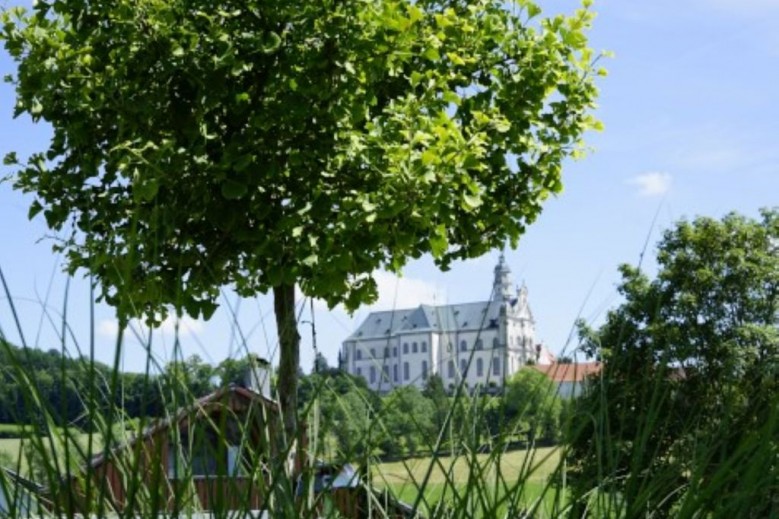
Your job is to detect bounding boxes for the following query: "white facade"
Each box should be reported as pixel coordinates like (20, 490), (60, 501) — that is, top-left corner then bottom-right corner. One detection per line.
(341, 256), (550, 393)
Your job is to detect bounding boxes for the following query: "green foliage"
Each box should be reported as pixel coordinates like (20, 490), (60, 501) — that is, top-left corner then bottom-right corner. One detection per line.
(2, 0), (600, 315)
(422, 374), (450, 432)
(502, 369), (563, 443)
(378, 386), (437, 457)
(213, 356), (254, 388)
(566, 208), (779, 517)
(0, 339), (163, 427)
(297, 366), (379, 457)
(158, 354), (216, 409)
(0, 341), (267, 427)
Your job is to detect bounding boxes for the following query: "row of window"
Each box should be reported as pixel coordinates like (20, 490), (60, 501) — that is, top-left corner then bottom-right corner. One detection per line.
(447, 357), (500, 378)
(357, 361), (430, 384)
(356, 356), (501, 385)
(354, 335), (530, 363)
(354, 341), (429, 361)
(403, 341), (428, 354)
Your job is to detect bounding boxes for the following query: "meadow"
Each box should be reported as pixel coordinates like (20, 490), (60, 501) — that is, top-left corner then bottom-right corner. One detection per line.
(374, 447), (564, 516)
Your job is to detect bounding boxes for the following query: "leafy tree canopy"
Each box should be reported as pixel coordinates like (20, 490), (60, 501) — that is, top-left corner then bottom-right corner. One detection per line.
(2, 0), (600, 316)
(568, 208), (779, 517)
(1, 0), (601, 435)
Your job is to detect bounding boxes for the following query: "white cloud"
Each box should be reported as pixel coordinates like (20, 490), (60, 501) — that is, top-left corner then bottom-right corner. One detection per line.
(369, 270), (446, 311)
(299, 270), (446, 315)
(628, 172), (672, 197)
(96, 314), (205, 339)
(97, 319), (119, 337)
(157, 314), (205, 336)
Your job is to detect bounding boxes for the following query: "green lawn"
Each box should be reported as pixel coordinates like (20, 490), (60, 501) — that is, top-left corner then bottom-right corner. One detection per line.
(374, 447), (567, 516)
(0, 427), (109, 477)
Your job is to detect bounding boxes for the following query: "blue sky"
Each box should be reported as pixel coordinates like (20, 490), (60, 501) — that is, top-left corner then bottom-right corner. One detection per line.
(1, 0), (777, 374)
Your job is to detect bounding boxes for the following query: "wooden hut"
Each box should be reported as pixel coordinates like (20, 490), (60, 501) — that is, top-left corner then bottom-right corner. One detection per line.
(61, 385), (291, 515)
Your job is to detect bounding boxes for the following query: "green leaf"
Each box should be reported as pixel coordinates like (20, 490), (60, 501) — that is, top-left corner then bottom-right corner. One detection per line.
(430, 224), (448, 258)
(442, 91), (461, 106)
(421, 150), (438, 166)
(562, 29), (587, 49)
(3, 152), (18, 165)
(30, 99), (43, 116)
(446, 52), (465, 66)
(462, 153), (481, 170)
(135, 178), (159, 202)
(493, 119), (511, 133)
(261, 31), (281, 54)
(462, 192), (482, 210)
(28, 200), (43, 220)
(221, 179), (247, 200)
(423, 48), (440, 62)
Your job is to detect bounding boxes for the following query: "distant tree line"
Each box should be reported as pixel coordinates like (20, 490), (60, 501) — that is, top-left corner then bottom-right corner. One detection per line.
(298, 353), (566, 459)
(0, 341), (566, 458)
(0, 341), (258, 431)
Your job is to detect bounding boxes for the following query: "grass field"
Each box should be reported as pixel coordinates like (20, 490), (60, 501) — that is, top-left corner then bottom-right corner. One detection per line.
(0, 428), (109, 476)
(374, 447), (565, 515)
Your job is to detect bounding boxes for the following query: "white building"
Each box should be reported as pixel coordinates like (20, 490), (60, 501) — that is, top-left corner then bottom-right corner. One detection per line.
(340, 255), (552, 393)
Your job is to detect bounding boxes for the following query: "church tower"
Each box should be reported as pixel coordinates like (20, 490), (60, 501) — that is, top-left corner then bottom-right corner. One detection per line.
(492, 252), (514, 302)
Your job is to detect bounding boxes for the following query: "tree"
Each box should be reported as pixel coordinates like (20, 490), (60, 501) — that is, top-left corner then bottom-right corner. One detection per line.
(214, 357), (253, 388)
(379, 385), (436, 456)
(566, 209), (779, 517)
(160, 355), (216, 407)
(422, 374), (449, 432)
(2, 0), (601, 442)
(312, 353), (330, 375)
(502, 368), (563, 443)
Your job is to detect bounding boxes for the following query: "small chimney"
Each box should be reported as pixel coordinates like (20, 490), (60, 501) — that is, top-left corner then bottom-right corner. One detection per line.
(243, 355), (272, 399)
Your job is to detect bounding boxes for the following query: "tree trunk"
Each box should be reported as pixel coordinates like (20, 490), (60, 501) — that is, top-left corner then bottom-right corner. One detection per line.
(273, 283), (300, 447)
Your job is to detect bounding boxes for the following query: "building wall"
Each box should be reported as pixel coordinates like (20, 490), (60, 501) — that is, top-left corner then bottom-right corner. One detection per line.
(346, 318), (534, 393)
(342, 257), (542, 394)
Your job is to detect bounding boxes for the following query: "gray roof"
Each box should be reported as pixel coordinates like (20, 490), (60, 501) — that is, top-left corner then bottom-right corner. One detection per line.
(347, 300), (512, 340)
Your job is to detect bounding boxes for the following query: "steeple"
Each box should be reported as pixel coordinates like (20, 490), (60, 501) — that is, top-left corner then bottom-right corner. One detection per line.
(492, 252), (514, 302)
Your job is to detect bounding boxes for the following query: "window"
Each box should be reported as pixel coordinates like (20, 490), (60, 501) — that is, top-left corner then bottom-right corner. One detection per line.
(403, 343), (409, 354)
(492, 357), (500, 376)
(476, 358), (484, 376)
(475, 339), (483, 350)
(393, 365), (398, 382)
(412, 342), (418, 353)
(393, 347), (397, 357)
(448, 361), (455, 378)
(421, 341), (428, 353)
(168, 424), (249, 479)
(382, 365), (389, 382)
(356, 367), (362, 377)
(460, 340), (467, 352)
(422, 361), (428, 380)
(492, 338), (499, 349)
(460, 359), (467, 376)
(384, 347), (390, 358)
(355, 349), (362, 361)
(370, 366), (376, 383)
(226, 445), (247, 476)
(404, 362), (410, 381)
(370, 348), (375, 358)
